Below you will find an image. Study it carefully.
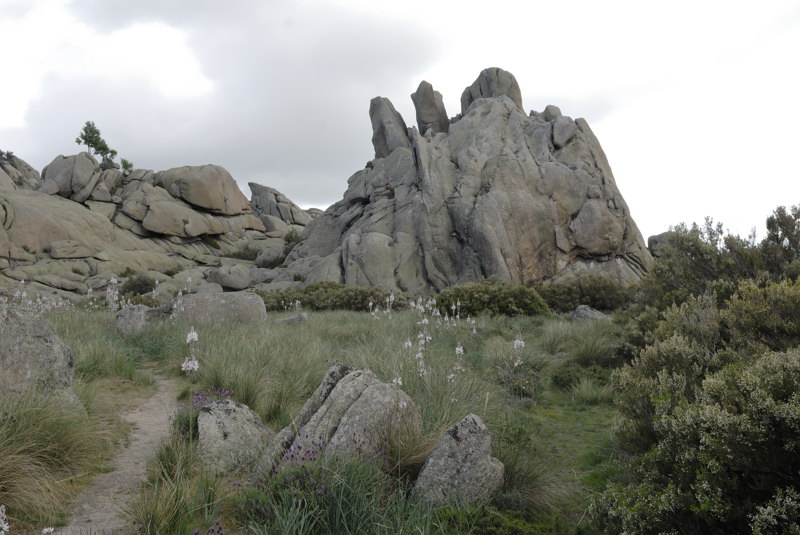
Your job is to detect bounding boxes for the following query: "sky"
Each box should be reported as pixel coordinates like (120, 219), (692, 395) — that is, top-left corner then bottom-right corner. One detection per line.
(1, 0), (798, 240)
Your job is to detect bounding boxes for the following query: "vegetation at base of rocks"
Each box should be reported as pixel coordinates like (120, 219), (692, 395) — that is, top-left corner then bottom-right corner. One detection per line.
(533, 274), (630, 312)
(120, 273), (157, 297)
(436, 281), (550, 316)
(257, 281), (408, 312)
(201, 235), (221, 250)
(586, 205), (800, 533)
(223, 246), (260, 261)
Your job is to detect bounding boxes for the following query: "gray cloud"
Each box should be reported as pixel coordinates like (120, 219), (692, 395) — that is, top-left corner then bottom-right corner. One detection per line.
(5, 1), (440, 207)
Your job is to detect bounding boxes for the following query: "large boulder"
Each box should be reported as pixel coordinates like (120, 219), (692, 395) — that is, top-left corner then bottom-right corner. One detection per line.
(254, 365), (421, 477)
(170, 291), (267, 325)
(198, 399), (274, 474)
(411, 414), (504, 507)
(39, 152), (102, 203)
(286, 68), (653, 293)
(154, 164), (251, 216)
(115, 304), (171, 337)
(0, 304), (75, 393)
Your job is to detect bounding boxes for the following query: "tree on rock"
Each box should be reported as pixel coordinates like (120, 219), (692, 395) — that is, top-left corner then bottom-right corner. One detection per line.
(75, 121), (133, 174)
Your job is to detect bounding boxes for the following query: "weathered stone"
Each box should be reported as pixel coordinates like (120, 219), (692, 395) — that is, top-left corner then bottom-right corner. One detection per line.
(39, 152), (102, 203)
(286, 69), (653, 292)
(249, 183), (312, 227)
(369, 97), (411, 159)
(170, 291), (267, 325)
(154, 164), (251, 215)
(572, 304), (610, 321)
(552, 116), (577, 148)
(205, 264), (252, 290)
(411, 80), (449, 135)
(411, 414), (504, 507)
(255, 365), (422, 477)
(542, 104), (562, 122)
(198, 399), (274, 474)
(0, 154), (41, 190)
(49, 239), (93, 259)
(460, 67), (523, 114)
(0, 304), (75, 393)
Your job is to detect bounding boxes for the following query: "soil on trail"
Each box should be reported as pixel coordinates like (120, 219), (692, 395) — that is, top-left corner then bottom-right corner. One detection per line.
(61, 375), (181, 535)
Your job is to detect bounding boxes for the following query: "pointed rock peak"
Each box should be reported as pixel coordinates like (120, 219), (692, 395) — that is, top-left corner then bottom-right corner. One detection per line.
(411, 80), (449, 136)
(460, 67), (523, 115)
(369, 97), (411, 160)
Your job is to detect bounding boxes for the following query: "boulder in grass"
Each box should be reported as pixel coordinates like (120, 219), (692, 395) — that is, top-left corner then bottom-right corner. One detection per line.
(198, 399), (274, 474)
(170, 291), (267, 325)
(411, 414), (504, 507)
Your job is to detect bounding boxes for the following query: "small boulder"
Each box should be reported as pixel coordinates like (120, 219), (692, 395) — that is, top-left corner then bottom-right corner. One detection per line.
(154, 164), (251, 216)
(198, 399), (274, 474)
(572, 304), (610, 321)
(255, 246), (286, 268)
(411, 414), (504, 507)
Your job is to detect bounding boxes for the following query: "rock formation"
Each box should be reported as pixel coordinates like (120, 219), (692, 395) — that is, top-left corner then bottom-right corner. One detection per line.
(1, 67), (653, 299)
(283, 67), (653, 293)
(198, 399), (274, 474)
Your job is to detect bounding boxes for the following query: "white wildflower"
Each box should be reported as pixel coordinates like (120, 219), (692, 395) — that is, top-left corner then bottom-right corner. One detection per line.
(455, 342), (464, 356)
(181, 356), (199, 373)
(403, 339), (413, 350)
(513, 334), (525, 350)
(392, 375), (403, 386)
(42, 528), (55, 534)
(186, 326), (199, 344)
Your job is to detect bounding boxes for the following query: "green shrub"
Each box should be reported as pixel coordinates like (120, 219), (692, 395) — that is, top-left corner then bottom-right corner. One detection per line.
(722, 278), (800, 353)
(121, 273), (156, 296)
(257, 281), (407, 312)
(436, 282), (549, 317)
(534, 274), (629, 312)
(594, 349), (800, 534)
(225, 246), (260, 261)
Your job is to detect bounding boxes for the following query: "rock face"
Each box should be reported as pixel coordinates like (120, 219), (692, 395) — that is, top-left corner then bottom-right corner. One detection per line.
(411, 414), (504, 507)
(198, 399), (274, 474)
(0, 304), (75, 393)
(255, 364), (422, 477)
(286, 67), (653, 293)
(1, 152), (268, 296)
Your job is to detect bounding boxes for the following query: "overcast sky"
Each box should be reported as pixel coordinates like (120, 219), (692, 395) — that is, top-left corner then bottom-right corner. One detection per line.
(1, 0), (798, 240)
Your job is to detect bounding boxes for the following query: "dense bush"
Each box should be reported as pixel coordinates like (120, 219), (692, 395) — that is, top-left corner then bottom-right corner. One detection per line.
(722, 278), (800, 353)
(594, 349), (800, 534)
(436, 282), (549, 317)
(257, 281), (407, 312)
(120, 273), (156, 296)
(533, 274), (629, 312)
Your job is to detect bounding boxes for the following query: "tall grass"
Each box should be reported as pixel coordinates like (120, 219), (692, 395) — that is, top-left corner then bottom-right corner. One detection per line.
(47, 306), (153, 385)
(0, 389), (112, 530)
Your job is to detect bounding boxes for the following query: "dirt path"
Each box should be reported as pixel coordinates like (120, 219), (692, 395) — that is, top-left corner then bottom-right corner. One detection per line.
(61, 375), (181, 535)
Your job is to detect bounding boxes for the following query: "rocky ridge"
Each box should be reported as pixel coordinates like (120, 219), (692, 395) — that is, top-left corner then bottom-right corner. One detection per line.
(1, 67), (653, 299)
